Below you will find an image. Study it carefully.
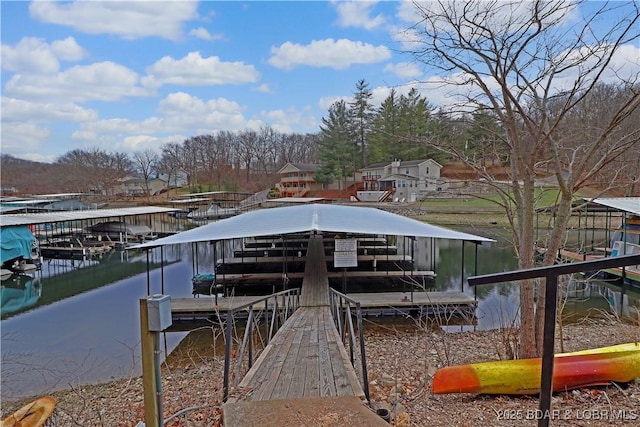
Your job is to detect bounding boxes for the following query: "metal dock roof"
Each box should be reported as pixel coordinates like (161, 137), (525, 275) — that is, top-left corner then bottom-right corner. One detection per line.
(0, 206), (178, 227)
(134, 203), (494, 249)
(591, 197), (640, 216)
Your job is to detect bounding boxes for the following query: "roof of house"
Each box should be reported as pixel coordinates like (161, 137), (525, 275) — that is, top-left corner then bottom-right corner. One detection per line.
(378, 173), (419, 181)
(361, 159), (443, 170)
(277, 163), (320, 174)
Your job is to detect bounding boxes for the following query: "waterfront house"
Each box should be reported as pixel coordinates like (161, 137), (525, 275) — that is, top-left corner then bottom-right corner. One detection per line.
(360, 159), (445, 202)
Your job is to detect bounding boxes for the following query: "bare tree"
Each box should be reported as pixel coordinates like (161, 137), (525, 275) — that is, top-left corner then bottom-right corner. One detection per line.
(131, 149), (159, 199)
(160, 142), (185, 198)
(404, 0), (640, 357)
(236, 130), (259, 182)
(56, 148), (133, 196)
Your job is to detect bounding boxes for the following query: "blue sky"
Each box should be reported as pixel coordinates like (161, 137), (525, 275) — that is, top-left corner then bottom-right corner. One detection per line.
(1, 1), (639, 163)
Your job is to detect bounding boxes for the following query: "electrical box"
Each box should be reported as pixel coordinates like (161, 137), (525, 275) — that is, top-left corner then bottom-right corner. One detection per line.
(147, 294), (172, 331)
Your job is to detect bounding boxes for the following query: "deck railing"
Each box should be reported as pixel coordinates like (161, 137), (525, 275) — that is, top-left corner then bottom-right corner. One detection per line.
(223, 288), (300, 401)
(328, 288), (370, 401)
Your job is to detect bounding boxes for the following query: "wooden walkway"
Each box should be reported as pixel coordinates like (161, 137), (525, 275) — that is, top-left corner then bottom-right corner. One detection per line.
(223, 235), (388, 426)
(300, 235), (330, 306)
(230, 306), (364, 401)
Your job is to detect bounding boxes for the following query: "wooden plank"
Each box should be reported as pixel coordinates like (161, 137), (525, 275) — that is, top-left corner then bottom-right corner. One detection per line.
(285, 336), (309, 398)
(318, 309), (337, 397)
(250, 328), (296, 401)
(240, 308), (304, 399)
(215, 270), (436, 282)
(327, 316), (365, 399)
(301, 308), (319, 398)
(232, 306), (366, 403)
(300, 236), (330, 306)
(269, 325), (304, 399)
(237, 343), (274, 388)
(218, 254), (412, 265)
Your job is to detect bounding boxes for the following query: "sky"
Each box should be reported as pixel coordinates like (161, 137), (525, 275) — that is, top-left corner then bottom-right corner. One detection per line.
(1, 1), (639, 164)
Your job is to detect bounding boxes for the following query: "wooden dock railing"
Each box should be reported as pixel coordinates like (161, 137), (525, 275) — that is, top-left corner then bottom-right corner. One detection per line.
(223, 288), (300, 401)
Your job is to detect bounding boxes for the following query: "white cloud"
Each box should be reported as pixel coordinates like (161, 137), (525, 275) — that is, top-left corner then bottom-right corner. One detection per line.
(142, 51), (260, 88)
(0, 122), (50, 156)
(389, 25), (423, 53)
(334, 1), (385, 30)
(318, 95), (349, 110)
(396, 1), (575, 32)
(260, 106), (317, 133)
(254, 83), (274, 94)
(268, 38), (391, 70)
(71, 130), (97, 141)
(1, 97), (97, 122)
(189, 27), (224, 41)
(69, 91), (319, 154)
(4, 62), (152, 102)
(29, 1), (198, 40)
(1, 37), (84, 74)
(122, 134), (164, 152)
(384, 62), (422, 79)
(72, 92), (250, 145)
(157, 92), (245, 116)
(50, 37), (86, 61)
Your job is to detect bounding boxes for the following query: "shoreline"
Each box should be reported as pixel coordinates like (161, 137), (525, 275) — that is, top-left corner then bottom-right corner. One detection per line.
(2, 316), (638, 426)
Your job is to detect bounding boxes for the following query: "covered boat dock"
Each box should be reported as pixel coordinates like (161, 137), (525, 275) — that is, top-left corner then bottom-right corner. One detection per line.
(133, 203), (493, 426)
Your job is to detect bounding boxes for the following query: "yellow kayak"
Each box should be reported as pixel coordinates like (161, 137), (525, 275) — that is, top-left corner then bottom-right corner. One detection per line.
(433, 342), (640, 395)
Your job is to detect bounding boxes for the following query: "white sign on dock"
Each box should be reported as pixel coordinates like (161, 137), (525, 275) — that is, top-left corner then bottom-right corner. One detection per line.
(334, 238), (358, 268)
(334, 251), (358, 268)
(335, 239), (357, 252)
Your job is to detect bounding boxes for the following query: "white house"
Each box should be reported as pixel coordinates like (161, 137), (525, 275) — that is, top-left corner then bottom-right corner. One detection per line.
(360, 159), (445, 202)
(158, 170), (188, 188)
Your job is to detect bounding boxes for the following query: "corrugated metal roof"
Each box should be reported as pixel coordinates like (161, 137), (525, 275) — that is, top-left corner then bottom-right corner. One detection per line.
(591, 198), (640, 216)
(133, 204), (494, 249)
(0, 206), (178, 227)
(267, 197), (327, 203)
(169, 197), (211, 204)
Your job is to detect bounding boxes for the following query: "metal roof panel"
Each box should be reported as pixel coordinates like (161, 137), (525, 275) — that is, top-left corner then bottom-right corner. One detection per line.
(590, 198), (640, 216)
(133, 204), (494, 249)
(0, 206), (177, 227)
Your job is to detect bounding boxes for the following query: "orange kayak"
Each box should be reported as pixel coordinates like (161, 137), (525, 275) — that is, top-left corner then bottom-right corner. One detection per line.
(1, 396), (56, 427)
(432, 342), (640, 395)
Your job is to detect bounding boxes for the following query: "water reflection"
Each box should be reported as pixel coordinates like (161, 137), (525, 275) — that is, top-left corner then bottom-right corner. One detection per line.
(1, 274), (41, 316)
(0, 243), (217, 400)
(404, 229), (639, 330)
(1, 232), (638, 400)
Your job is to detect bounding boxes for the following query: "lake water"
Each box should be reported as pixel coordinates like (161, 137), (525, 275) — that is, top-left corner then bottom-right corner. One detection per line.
(1, 228), (638, 399)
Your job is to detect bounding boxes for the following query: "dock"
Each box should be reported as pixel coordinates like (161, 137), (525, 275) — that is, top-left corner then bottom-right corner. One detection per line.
(170, 289), (474, 325)
(555, 248), (640, 285)
(221, 235), (388, 426)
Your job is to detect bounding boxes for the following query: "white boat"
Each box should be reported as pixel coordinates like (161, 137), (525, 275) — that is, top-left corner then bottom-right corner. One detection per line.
(86, 221), (156, 242)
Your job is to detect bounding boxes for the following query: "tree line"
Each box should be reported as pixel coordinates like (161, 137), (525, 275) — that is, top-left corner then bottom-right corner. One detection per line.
(2, 76), (637, 201)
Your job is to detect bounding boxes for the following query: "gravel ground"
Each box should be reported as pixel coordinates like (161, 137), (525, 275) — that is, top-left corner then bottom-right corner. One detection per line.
(2, 314), (638, 427)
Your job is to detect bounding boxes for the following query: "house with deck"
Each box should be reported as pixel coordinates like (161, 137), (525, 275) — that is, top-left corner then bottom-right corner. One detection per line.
(274, 163), (324, 198)
(360, 159), (445, 202)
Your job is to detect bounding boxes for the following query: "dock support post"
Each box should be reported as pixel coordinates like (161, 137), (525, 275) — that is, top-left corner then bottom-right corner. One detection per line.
(140, 299), (160, 427)
(223, 309), (233, 402)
